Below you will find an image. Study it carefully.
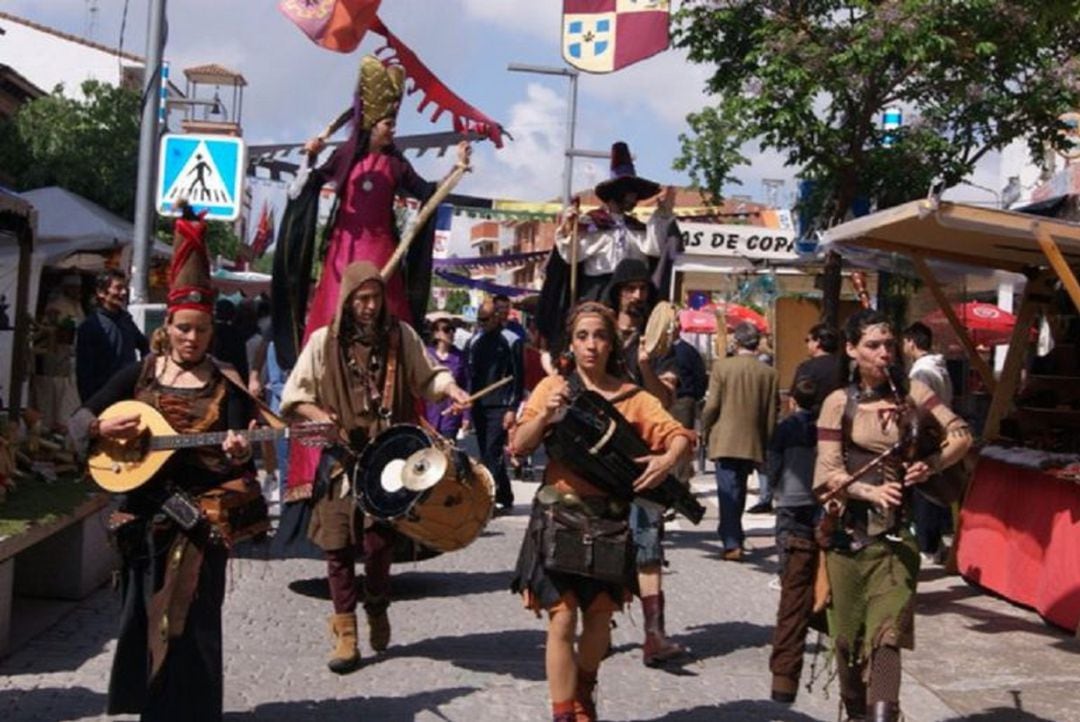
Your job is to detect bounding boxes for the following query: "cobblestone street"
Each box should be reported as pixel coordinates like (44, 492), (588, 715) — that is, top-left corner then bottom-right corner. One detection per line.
(1, 474), (1077, 721)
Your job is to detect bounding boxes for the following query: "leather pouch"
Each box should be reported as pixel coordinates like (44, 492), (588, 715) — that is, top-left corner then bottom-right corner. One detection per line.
(540, 505), (631, 585)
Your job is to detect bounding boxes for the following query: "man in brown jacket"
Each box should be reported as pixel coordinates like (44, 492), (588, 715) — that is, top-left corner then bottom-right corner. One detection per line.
(281, 261), (470, 673)
(700, 322), (779, 560)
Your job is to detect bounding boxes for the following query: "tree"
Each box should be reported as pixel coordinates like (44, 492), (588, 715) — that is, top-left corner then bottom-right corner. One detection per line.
(0, 80), (140, 218)
(442, 289), (470, 315)
(673, 1), (1080, 320)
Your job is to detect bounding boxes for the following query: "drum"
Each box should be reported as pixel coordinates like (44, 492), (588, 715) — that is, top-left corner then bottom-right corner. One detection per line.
(395, 453), (495, 553)
(643, 300), (677, 360)
(354, 425), (432, 519)
(354, 424), (494, 552)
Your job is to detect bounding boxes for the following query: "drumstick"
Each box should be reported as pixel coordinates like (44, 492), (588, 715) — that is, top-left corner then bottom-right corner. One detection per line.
(441, 376), (514, 416)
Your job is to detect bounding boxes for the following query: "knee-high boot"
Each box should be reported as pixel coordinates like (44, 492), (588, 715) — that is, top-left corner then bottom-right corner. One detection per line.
(641, 592), (686, 667)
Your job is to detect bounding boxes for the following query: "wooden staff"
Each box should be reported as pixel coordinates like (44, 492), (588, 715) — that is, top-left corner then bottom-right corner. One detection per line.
(382, 161), (470, 280)
(568, 197), (581, 302)
(308, 108), (353, 159)
(441, 376), (513, 416)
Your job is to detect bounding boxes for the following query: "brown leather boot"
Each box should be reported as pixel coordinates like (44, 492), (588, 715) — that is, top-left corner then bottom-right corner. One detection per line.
(327, 613), (361, 674)
(364, 595), (391, 652)
(641, 593), (686, 667)
(573, 668), (597, 721)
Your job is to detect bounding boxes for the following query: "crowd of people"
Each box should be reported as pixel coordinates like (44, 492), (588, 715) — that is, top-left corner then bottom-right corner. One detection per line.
(54, 54), (976, 722)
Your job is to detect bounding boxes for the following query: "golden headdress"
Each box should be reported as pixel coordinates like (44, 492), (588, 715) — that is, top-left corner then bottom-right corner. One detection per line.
(357, 55), (405, 130)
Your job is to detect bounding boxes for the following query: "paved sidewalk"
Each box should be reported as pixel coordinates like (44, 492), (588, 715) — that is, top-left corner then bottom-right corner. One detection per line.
(0, 473), (1076, 721)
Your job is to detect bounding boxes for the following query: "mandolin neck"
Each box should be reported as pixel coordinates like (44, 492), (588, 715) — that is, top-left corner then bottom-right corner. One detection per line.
(148, 427), (286, 451)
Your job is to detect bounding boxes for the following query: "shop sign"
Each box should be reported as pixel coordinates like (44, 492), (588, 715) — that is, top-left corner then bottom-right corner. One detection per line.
(679, 222), (798, 261)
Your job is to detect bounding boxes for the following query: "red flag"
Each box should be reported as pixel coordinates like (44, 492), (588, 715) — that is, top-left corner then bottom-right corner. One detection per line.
(279, 0), (381, 53)
(250, 201), (275, 258)
(562, 0), (669, 73)
(370, 18), (505, 147)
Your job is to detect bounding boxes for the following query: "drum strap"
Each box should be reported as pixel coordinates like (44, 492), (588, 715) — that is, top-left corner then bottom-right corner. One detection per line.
(376, 324), (402, 435)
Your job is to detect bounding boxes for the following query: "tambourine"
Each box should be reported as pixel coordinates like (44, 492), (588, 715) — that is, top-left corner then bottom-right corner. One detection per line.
(643, 300), (677, 360)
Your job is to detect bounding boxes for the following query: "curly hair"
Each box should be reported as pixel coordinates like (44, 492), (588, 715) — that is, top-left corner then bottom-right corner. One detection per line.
(564, 301), (626, 379)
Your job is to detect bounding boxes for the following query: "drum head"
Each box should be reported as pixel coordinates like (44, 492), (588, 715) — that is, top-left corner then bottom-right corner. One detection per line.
(355, 425), (432, 519)
(644, 300), (676, 359)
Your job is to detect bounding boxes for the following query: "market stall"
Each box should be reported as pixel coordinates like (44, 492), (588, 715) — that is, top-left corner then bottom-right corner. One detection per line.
(824, 198), (1080, 634)
(671, 221), (870, 381)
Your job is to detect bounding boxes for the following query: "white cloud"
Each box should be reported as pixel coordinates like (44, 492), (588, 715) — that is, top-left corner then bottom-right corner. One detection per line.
(420, 81), (576, 202)
(580, 47), (711, 128)
(457, 0), (561, 42)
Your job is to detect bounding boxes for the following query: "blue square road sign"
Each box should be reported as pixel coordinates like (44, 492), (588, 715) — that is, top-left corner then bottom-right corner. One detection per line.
(156, 133), (245, 221)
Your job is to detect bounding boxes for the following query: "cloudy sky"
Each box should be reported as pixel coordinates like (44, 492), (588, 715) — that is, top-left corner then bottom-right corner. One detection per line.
(3, 0), (1023, 210)
(0, 0), (808, 205)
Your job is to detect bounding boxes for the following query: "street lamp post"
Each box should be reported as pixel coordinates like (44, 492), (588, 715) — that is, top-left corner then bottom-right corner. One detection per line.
(130, 0), (167, 307)
(507, 63), (585, 206)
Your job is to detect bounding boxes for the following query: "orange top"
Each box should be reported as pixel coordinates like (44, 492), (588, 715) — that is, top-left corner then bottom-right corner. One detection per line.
(520, 375), (696, 498)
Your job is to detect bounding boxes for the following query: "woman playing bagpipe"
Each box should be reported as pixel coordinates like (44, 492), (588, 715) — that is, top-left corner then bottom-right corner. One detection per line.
(510, 302), (694, 722)
(68, 207), (263, 721)
(813, 309), (972, 722)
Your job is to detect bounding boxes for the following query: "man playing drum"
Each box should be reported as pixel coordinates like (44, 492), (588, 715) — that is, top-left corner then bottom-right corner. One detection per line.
(280, 260), (470, 674)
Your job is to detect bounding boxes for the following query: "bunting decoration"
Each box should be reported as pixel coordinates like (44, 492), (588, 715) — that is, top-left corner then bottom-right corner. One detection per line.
(433, 250), (548, 270)
(278, 0), (382, 53)
(562, 0), (670, 74)
(434, 270), (535, 298)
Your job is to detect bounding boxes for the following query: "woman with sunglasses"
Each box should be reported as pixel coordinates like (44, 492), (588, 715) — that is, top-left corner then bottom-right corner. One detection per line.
(423, 317), (468, 439)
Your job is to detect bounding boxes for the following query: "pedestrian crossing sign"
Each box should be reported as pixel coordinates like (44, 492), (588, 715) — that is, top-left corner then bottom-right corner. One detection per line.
(156, 133), (245, 221)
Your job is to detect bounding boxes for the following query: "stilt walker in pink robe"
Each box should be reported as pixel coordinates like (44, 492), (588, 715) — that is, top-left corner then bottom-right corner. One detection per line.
(273, 55), (470, 552)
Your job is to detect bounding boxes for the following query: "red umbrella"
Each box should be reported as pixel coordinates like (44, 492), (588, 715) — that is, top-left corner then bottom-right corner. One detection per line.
(920, 302), (1018, 347)
(679, 303), (770, 334)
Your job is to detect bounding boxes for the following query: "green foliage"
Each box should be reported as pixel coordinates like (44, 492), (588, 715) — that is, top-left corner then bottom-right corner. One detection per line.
(0, 80), (140, 218)
(251, 251), (274, 274)
(441, 289), (470, 315)
(672, 1), (1080, 227)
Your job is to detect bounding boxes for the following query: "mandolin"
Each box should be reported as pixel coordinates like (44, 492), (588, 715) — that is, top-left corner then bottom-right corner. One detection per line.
(88, 400), (334, 493)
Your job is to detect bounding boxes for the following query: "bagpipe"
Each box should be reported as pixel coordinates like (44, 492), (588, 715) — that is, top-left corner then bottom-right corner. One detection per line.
(544, 373), (705, 524)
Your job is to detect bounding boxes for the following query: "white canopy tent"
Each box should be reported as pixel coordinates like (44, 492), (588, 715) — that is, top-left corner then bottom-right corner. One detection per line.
(0, 187), (176, 314)
(0, 186), (37, 410)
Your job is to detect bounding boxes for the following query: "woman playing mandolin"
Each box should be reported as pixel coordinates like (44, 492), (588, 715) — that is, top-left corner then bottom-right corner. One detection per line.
(510, 302), (693, 722)
(813, 309), (972, 722)
(68, 207), (260, 722)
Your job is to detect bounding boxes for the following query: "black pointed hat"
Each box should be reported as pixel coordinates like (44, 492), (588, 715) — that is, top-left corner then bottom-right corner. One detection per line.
(594, 141), (661, 203)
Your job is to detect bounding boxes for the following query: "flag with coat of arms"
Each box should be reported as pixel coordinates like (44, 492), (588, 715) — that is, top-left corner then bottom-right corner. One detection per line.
(562, 0), (670, 74)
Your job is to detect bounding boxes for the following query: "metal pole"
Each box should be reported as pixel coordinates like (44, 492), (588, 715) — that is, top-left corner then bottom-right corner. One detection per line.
(563, 71), (578, 206)
(506, 63), (581, 206)
(130, 0), (167, 305)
